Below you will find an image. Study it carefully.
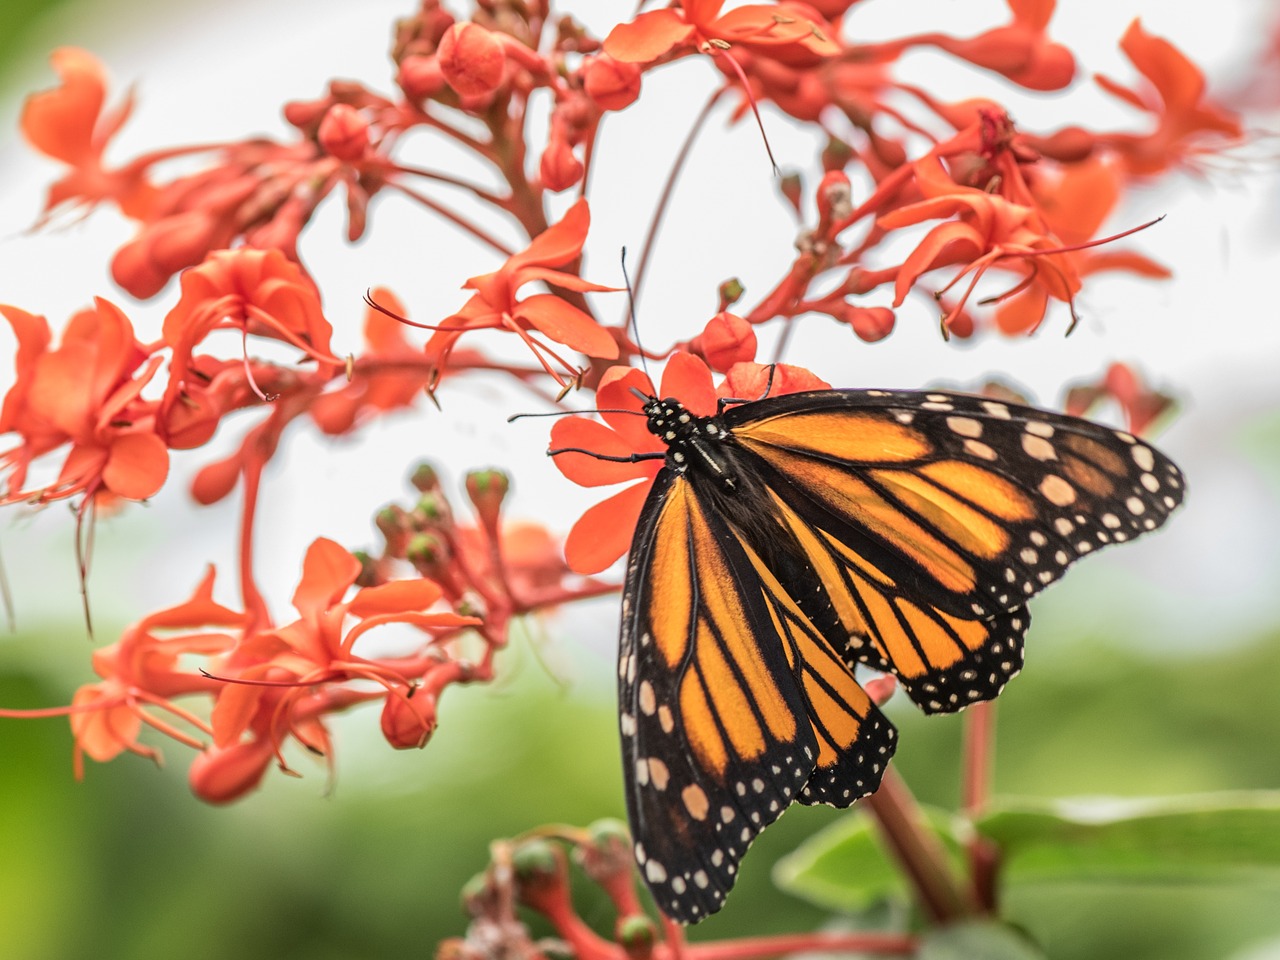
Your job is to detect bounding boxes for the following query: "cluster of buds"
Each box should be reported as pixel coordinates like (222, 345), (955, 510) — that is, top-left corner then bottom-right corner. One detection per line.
(440, 821), (657, 960)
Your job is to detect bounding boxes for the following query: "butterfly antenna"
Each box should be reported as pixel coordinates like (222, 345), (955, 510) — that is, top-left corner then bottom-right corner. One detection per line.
(507, 408), (645, 423)
(620, 247), (651, 382)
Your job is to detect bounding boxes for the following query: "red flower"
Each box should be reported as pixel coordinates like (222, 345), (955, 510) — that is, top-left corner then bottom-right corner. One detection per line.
(891, 0), (1075, 92)
(0, 299), (169, 505)
(21, 47), (154, 222)
(69, 567), (246, 771)
(605, 1), (838, 66)
(159, 248), (338, 431)
(552, 354), (828, 574)
(1095, 19), (1242, 176)
(199, 537), (479, 801)
(426, 199), (619, 381)
(877, 154), (1083, 333)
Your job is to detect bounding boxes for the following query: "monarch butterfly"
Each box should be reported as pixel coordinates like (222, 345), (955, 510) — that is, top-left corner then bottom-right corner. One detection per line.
(552, 376), (1183, 923)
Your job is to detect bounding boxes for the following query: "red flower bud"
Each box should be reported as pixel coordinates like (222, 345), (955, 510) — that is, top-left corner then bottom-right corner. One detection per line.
(843, 304), (895, 343)
(398, 54), (446, 101)
(189, 739), (274, 804)
(582, 54), (641, 111)
(539, 138), (584, 192)
(317, 103), (370, 162)
(380, 687), (437, 749)
(689, 313), (757, 372)
(112, 210), (224, 298)
(437, 23), (505, 98)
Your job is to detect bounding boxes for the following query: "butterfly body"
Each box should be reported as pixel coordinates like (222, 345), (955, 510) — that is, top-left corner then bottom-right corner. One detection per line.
(603, 386), (1184, 922)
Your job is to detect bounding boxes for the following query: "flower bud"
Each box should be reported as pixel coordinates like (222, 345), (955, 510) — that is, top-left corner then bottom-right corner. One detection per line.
(188, 739), (274, 804)
(318, 104), (369, 162)
(437, 23), (505, 98)
(398, 54), (446, 101)
(844, 304), (895, 343)
(618, 915), (657, 960)
(380, 687), (437, 749)
(465, 469), (509, 536)
(410, 462), (441, 493)
(539, 138), (584, 192)
(689, 312), (756, 372)
(582, 54), (641, 111)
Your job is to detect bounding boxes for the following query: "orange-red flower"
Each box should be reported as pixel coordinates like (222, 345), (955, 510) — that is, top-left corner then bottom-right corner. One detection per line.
(891, 0), (1075, 92)
(201, 537), (479, 801)
(877, 154), (1082, 333)
(605, 1), (838, 66)
(21, 47), (155, 223)
(1095, 19), (1242, 177)
(552, 354), (828, 574)
(0, 299), (169, 505)
(426, 199), (619, 382)
(69, 566), (246, 772)
(159, 248), (338, 432)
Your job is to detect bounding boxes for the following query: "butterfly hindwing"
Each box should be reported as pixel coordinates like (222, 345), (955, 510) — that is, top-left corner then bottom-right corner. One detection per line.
(620, 469), (894, 922)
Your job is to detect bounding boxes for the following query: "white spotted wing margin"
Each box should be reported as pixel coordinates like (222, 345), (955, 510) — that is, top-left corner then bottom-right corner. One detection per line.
(618, 469), (895, 924)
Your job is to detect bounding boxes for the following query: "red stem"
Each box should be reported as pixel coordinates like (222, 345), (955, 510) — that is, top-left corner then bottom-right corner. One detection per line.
(862, 767), (972, 923)
(681, 931), (917, 960)
(962, 700), (1001, 913)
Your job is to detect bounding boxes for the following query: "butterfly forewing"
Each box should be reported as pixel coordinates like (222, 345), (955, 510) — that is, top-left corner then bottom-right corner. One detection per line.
(619, 470), (894, 922)
(725, 389), (1183, 625)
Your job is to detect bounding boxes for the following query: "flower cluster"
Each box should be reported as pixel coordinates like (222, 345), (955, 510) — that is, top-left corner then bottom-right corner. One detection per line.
(0, 0), (1249, 895)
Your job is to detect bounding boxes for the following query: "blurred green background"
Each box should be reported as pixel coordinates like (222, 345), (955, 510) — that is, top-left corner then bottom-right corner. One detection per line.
(2, 0), (1280, 958)
(6, 564), (1280, 960)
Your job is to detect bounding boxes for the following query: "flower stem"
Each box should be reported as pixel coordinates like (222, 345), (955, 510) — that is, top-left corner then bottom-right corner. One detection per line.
(962, 699), (1001, 913)
(863, 767), (973, 923)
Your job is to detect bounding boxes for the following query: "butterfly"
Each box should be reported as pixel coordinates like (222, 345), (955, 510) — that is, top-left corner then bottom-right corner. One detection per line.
(553, 379), (1183, 923)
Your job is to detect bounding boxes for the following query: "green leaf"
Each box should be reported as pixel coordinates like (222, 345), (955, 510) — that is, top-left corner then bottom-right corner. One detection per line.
(979, 792), (1280, 885)
(916, 921), (1048, 960)
(772, 806), (965, 913)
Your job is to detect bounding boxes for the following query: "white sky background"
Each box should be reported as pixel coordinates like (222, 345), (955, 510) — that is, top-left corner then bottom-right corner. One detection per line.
(0, 0), (1277, 676)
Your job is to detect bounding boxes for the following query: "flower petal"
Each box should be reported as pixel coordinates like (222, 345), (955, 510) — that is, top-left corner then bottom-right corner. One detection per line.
(510, 198), (590, 273)
(604, 10), (694, 63)
(70, 685), (140, 763)
(551, 417), (663, 487)
(292, 537), (362, 619)
(659, 352), (717, 415)
(21, 47), (106, 165)
(102, 431), (169, 500)
(595, 366), (658, 447)
(515, 294), (619, 359)
(349, 578), (444, 617)
(564, 480), (652, 574)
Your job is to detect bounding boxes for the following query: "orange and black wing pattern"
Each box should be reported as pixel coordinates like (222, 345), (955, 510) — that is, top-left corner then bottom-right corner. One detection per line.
(724, 388), (1184, 712)
(619, 468), (895, 923)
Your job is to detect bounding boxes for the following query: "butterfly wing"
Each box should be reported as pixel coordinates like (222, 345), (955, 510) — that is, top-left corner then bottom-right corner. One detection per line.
(723, 388), (1184, 712)
(620, 468), (895, 922)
